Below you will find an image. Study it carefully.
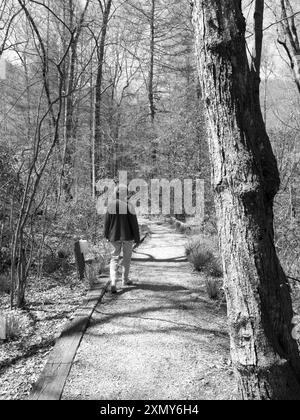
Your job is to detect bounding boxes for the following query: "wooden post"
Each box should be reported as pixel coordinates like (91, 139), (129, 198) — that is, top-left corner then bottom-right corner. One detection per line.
(74, 241), (85, 280)
(74, 240), (91, 280)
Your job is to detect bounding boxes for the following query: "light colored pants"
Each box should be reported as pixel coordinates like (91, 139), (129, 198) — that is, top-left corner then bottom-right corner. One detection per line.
(110, 241), (133, 286)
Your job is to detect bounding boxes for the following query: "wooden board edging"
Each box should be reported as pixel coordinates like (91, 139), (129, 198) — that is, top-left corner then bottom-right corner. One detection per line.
(29, 280), (110, 401)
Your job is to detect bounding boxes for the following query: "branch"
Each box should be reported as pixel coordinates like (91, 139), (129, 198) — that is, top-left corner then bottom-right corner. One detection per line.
(263, 11), (300, 33)
(0, 8), (22, 57)
(17, 0), (56, 125)
(277, 37), (294, 69)
(28, 0), (72, 34)
(287, 276), (300, 284)
(280, 0), (298, 52)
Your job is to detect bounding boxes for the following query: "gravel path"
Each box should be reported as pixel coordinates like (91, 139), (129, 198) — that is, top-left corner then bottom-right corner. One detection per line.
(62, 221), (236, 400)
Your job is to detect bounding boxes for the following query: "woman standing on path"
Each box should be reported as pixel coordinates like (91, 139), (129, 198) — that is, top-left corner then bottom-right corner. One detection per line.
(104, 184), (140, 293)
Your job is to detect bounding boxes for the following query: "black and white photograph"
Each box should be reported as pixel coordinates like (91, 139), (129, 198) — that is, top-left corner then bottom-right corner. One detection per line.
(1, 0), (300, 403)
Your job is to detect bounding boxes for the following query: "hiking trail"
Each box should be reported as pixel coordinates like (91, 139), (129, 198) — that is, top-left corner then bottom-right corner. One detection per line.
(62, 220), (235, 400)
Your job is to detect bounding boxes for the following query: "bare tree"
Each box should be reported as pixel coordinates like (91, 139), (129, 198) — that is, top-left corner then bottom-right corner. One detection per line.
(148, 0), (155, 123)
(94, 0), (113, 179)
(0, 0), (22, 58)
(10, 0), (76, 307)
(192, 0), (300, 400)
(277, 0), (300, 94)
(62, 0), (91, 201)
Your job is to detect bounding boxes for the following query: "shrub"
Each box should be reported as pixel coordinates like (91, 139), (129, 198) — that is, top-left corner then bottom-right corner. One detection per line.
(187, 244), (214, 272)
(0, 247), (11, 274)
(178, 223), (191, 234)
(6, 313), (22, 340)
(41, 247), (73, 275)
(185, 236), (223, 278)
(174, 221), (181, 230)
(205, 254), (223, 278)
(0, 273), (11, 294)
(205, 278), (220, 300)
(36, 193), (104, 278)
(0, 311), (31, 341)
(56, 195), (103, 243)
(42, 254), (62, 274)
(171, 218), (192, 234)
(185, 236), (223, 300)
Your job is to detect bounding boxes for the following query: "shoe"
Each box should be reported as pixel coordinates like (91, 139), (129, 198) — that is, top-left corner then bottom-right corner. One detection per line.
(111, 285), (117, 294)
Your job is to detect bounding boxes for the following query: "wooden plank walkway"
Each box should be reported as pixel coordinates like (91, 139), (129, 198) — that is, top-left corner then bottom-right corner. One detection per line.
(29, 280), (110, 400)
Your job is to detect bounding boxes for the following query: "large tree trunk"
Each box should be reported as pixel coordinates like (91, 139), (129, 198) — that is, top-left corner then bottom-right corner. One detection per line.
(192, 0), (300, 400)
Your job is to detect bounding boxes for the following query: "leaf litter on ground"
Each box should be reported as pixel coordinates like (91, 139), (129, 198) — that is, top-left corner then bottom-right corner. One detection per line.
(0, 269), (88, 400)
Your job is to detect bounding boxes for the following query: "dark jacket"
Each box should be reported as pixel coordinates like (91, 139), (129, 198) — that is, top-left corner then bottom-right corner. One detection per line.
(104, 199), (140, 243)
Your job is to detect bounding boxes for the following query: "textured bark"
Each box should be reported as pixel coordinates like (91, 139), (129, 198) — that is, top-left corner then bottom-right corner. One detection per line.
(192, 0), (300, 400)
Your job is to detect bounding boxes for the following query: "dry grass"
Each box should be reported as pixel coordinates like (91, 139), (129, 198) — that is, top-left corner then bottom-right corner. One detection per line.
(185, 235), (223, 300)
(185, 236), (223, 277)
(5, 313), (23, 341)
(205, 278), (221, 300)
